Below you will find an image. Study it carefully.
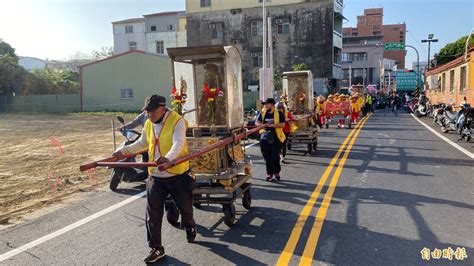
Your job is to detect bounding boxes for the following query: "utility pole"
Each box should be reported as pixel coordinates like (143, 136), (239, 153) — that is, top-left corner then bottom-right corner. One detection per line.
(421, 34), (438, 69)
(406, 44), (420, 88)
(261, 0), (267, 101)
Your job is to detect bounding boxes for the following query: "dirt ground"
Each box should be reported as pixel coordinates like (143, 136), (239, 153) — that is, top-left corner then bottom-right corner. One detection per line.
(0, 113), (139, 225)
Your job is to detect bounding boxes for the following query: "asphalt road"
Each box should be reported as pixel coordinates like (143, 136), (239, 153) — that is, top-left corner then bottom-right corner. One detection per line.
(0, 109), (473, 265)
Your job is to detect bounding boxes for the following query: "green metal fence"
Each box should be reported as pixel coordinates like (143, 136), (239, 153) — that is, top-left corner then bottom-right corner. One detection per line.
(0, 94), (81, 113)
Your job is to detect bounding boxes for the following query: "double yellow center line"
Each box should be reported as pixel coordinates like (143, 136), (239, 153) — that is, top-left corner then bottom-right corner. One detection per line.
(277, 114), (371, 266)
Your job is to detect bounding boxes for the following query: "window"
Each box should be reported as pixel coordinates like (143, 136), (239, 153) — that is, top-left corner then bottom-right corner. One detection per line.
(251, 51), (263, 67)
(449, 70), (455, 92)
(156, 41), (164, 54)
(231, 9), (241, 15)
(168, 25), (174, 31)
(125, 25), (133, 33)
(277, 18), (290, 34)
(128, 41), (137, 50)
(350, 52), (367, 61)
(151, 26), (156, 32)
(121, 89), (134, 100)
(201, 0), (211, 7)
(259, 0), (271, 2)
(460, 66), (467, 91)
(251, 21), (263, 36)
(341, 52), (350, 62)
(210, 23), (223, 39)
(351, 32), (358, 37)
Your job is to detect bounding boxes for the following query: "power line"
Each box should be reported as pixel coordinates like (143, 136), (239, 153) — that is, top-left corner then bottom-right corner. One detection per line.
(407, 30), (428, 54)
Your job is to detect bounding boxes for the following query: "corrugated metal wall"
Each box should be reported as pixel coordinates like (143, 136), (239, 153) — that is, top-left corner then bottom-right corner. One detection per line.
(81, 52), (172, 112)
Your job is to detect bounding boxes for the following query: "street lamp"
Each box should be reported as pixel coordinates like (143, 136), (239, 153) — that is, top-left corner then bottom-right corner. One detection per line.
(421, 34), (438, 69)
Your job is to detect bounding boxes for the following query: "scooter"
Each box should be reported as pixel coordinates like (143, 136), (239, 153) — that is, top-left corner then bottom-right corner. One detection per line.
(456, 99), (473, 141)
(441, 104), (460, 133)
(109, 116), (148, 191)
(432, 103), (446, 127)
(407, 98), (418, 113)
(414, 101), (429, 117)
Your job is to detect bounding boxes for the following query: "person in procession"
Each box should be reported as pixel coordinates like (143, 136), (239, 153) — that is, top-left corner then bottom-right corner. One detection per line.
(314, 95), (326, 127)
(112, 95), (196, 264)
(277, 101), (295, 163)
(256, 98), (286, 181)
(337, 94), (349, 128)
(350, 94), (361, 124)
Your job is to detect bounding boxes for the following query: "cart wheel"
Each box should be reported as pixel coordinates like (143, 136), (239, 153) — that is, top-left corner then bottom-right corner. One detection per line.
(223, 204), (236, 227)
(166, 202), (180, 227)
(287, 143), (292, 151)
(307, 144), (313, 155)
(242, 190), (251, 210)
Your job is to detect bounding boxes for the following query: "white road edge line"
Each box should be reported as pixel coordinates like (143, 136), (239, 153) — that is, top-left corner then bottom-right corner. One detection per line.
(411, 113), (474, 159)
(0, 190), (147, 262)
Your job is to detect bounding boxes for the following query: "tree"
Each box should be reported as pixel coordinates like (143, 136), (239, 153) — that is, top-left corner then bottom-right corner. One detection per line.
(291, 63), (308, 71)
(0, 55), (25, 95)
(435, 35), (474, 66)
(92, 46), (114, 60)
(19, 69), (80, 95)
(0, 41), (17, 61)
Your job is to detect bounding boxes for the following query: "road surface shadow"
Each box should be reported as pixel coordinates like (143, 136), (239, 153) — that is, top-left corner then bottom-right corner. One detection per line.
(315, 186), (474, 265)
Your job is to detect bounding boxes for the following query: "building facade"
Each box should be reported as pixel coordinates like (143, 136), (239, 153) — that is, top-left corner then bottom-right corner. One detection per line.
(185, 0), (344, 92)
(113, 18), (147, 53)
(340, 35), (383, 88)
(80, 50), (172, 112)
(425, 49), (474, 106)
(343, 8), (406, 69)
(112, 12), (186, 55)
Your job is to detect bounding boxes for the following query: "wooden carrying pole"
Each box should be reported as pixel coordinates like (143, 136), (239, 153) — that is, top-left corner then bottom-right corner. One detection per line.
(79, 114), (312, 172)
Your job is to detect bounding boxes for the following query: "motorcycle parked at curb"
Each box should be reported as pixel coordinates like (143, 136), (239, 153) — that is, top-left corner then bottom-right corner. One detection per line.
(109, 116), (148, 191)
(440, 104), (459, 134)
(414, 101), (429, 117)
(407, 98), (418, 113)
(432, 103), (446, 127)
(456, 99), (473, 142)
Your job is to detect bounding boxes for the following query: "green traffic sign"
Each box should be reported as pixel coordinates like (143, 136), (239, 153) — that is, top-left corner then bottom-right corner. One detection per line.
(384, 42), (405, 51)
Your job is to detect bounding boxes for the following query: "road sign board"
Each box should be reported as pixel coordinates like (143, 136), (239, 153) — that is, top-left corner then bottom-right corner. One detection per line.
(384, 42), (405, 51)
(396, 70), (419, 91)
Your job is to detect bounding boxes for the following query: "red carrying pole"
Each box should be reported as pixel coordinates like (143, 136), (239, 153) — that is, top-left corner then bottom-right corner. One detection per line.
(80, 113), (313, 172)
(79, 152), (142, 172)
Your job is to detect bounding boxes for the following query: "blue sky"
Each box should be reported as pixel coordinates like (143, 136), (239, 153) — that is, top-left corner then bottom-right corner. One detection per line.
(1, 0), (472, 68)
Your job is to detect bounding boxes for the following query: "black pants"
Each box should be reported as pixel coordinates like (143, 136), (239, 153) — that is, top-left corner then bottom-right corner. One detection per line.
(260, 137), (282, 175)
(281, 132), (290, 157)
(146, 173), (196, 248)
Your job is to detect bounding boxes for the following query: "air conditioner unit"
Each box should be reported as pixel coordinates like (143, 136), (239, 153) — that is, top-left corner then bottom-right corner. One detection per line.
(209, 24), (216, 29)
(275, 19), (283, 24)
(251, 52), (257, 57)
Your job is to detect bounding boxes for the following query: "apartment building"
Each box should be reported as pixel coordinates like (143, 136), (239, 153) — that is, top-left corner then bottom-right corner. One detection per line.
(185, 0), (345, 92)
(112, 11), (186, 55)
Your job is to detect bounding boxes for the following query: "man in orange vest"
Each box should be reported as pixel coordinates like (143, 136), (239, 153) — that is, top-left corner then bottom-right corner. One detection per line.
(113, 95), (196, 264)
